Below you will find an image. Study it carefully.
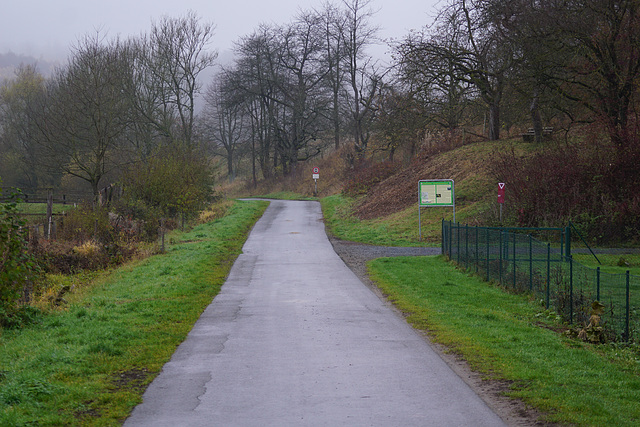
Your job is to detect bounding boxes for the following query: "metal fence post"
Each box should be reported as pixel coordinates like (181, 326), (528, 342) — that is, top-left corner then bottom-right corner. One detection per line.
(626, 271), (630, 341)
(465, 224), (469, 269)
(546, 243), (551, 309)
(570, 257), (574, 324)
(475, 225), (479, 273)
(449, 221), (453, 260)
(529, 234), (533, 291)
(457, 223), (461, 264)
(565, 225), (572, 258)
(513, 232), (517, 289)
(499, 231), (503, 285)
(596, 267), (600, 301)
(441, 219), (445, 256)
(486, 227), (490, 282)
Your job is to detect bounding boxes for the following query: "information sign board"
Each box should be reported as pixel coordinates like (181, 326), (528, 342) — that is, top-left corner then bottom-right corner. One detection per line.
(419, 180), (454, 206)
(418, 179), (455, 239)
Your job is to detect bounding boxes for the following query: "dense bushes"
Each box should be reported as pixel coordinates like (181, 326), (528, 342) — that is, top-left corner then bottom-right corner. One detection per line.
(491, 132), (640, 245)
(343, 160), (401, 196)
(0, 189), (40, 327)
(118, 144), (216, 234)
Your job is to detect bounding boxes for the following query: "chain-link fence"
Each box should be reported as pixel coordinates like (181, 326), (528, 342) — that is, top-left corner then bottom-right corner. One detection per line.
(442, 221), (638, 342)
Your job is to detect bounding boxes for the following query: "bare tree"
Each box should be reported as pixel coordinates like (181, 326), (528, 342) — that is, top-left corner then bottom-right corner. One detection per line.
(340, 0), (381, 157)
(545, 0), (640, 150)
(0, 64), (49, 188)
(395, 29), (473, 132)
(202, 74), (247, 182)
(144, 11), (217, 146)
(318, 1), (348, 149)
(32, 34), (132, 195)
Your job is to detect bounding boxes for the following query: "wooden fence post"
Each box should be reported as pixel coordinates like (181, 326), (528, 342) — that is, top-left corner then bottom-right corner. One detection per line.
(47, 189), (53, 239)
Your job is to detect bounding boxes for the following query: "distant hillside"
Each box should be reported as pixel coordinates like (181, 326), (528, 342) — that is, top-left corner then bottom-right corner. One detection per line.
(0, 52), (58, 80)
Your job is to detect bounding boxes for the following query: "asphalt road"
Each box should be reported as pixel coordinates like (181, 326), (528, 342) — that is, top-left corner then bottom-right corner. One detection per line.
(124, 200), (506, 427)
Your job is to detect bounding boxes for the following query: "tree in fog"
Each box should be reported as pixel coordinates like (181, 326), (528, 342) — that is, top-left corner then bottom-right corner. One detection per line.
(202, 74), (247, 182)
(232, 14), (333, 177)
(0, 64), (48, 188)
(395, 29), (473, 132)
(318, 1), (348, 149)
(32, 35), (132, 195)
(142, 11), (217, 146)
(396, 0), (517, 141)
(340, 0), (381, 156)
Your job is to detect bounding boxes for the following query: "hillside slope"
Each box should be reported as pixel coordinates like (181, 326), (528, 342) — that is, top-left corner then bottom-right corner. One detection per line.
(353, 141), (506, 223)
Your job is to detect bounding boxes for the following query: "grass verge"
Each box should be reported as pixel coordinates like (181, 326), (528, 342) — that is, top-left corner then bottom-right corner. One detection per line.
(0, 199), (268, 426)
(320, 194), (429, 246)
(368, 256), (640, 426)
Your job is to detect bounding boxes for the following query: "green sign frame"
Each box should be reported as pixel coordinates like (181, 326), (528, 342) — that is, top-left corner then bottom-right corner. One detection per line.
(418, 179), (455, 239)
(419, 180), (455, 206)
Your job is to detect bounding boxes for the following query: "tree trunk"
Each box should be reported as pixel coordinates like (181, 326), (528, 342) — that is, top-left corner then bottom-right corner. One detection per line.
(488, 102), (500, 141)
(530, 92), (543, 143)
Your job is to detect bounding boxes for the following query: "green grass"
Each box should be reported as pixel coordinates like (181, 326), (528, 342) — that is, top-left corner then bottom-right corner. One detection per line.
(573, 253), (640, 275)
(321, 194), (431, 246)
(321, 193), (640, 425)
(0, 199), (268, 426)
(16, 203), (75, 215)
(368, 256), (640, 426)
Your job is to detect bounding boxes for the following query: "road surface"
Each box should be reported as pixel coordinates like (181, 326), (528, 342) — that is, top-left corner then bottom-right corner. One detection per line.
(124, 200), (506, 426)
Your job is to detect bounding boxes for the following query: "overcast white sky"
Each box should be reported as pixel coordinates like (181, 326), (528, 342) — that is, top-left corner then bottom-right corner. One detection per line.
(1, 0), (441, 63)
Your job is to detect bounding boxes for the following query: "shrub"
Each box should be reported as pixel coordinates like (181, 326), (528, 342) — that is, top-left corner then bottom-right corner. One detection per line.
(343, 160), (400, 196)
(120, 144), (216, 226)
(57, 203), (113, 243)
(0, 188), (40, 326)
(490, 136), (640, 244)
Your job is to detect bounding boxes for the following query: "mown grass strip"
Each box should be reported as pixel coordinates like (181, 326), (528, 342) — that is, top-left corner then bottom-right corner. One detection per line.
(368, 256), (640, 426)
(0, 199), (268, 426)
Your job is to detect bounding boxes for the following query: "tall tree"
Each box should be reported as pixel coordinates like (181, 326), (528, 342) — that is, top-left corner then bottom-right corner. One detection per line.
(202, 74), (247, 182)
(0, 64), (48, 188)
(319, 1), (348, 149)
(144, 11), (217, 146)
(340, 0), (381, 156)
(547, 0), (640, 149)
(32, 34), (132, 195)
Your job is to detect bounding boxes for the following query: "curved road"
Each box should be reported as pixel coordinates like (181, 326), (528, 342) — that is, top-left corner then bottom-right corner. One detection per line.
(125, 200), (505, 426)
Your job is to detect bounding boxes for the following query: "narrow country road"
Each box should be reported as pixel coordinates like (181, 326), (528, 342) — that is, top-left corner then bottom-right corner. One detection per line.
(124, 200), (506, 427)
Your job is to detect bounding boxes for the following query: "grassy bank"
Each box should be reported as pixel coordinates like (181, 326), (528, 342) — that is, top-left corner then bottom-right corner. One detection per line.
(320, 194), (429, 246)
(0, 199), (268, 426)
(368, 256), (640, 425)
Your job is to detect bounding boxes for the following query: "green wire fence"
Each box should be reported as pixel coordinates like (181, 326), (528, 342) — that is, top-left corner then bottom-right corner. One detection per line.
(442, 220), (637, 342)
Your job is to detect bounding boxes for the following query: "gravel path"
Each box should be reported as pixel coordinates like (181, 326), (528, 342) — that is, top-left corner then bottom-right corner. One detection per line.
(329, 237), (441, 281)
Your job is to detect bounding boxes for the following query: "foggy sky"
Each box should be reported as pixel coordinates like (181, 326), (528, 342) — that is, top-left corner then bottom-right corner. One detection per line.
(1, 0), (440, 63)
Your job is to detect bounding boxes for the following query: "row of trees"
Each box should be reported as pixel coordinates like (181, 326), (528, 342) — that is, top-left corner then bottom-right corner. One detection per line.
(203, 0), (640, 183)
(1, 1), (639, 196)
(201, 0), (383, 184)
(0, 12), (216, 219)
(396, 0), (640, 148)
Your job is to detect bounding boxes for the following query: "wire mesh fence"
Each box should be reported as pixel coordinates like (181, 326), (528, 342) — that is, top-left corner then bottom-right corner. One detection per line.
(442, 221), (638, 343)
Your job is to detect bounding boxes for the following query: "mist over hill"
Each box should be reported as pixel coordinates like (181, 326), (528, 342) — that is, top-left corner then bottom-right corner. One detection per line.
(0, 51), (59, 80)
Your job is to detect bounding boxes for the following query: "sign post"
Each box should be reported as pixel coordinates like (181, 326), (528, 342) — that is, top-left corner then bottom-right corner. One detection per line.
(312, 167), (319, 196)
(418, 179), (455, 239)
(497, 182), (505, 222)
